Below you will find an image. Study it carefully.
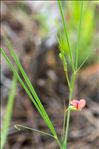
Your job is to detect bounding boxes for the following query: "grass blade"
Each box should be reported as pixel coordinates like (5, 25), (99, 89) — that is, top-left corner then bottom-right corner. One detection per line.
(1, 72), (17, 149)
(0, 48), (56, 137)
(57, 0), (75, 72)
(75, 1), (84, 70)
(4, 38), (57, 137)
(77, 54), (90, 72)
(14, 124), (55, 138)
(1, 47), (63, 148)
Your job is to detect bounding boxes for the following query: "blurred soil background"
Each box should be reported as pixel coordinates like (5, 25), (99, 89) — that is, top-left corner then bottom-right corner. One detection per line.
(1, 1), (99, 149)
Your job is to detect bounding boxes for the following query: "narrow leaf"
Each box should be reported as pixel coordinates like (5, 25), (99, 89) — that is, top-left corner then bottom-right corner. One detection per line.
(0, 47), (57, 137)
(3, 38), (57, 137)
(1, 72), (17, 149)
(14, 124), (55, 138)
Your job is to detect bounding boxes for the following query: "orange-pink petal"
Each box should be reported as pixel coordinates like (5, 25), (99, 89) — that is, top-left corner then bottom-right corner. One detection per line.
(78, 99), (86, 109)
(70, 99), (86, 110)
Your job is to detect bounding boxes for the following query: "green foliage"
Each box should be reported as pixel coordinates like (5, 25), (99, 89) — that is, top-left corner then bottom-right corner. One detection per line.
(1, 0), (96, 149)
(57, 1), (85, 148)
(58, 1), (95, 67)
(1, 73), (17, 149)
(0, 37), (62, 148)
(57, 0), (75, 73)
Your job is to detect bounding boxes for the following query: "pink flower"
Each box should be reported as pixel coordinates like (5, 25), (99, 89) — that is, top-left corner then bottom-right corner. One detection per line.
(65, 99), (86, 112)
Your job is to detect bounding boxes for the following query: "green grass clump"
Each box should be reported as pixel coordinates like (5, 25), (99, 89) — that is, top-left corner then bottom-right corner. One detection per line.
(0, 36), (62, 148)
(57, 0), (86, 148)
(1, 0), (94, 149)
(58, 1), (96, 68)
(1, 73), (17, 149)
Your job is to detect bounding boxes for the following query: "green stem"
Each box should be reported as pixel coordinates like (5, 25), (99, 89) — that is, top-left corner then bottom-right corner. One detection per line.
(63, 73), (76, 148)
(56, 137), (63, 149)
(64, 70), (70, 91)
(58, 0), (75, 73)
(75, 1), (83, 70)
(63, 90), (72, 148)
(62, 108), (66, 143)
(61, 70), (70, 144)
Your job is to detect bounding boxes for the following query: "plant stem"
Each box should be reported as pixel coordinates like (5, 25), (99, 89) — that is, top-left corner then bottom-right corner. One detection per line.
(61, 70), (70, 143)
(64, 90), (72, 148)
(62, 105), (66, 142)
(75, 1), (83, 70)
(56, 137), (63, 149)
(63, 72), (76, 148)
(58, 0), (75, 73)
(64, 70), (70, 91)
